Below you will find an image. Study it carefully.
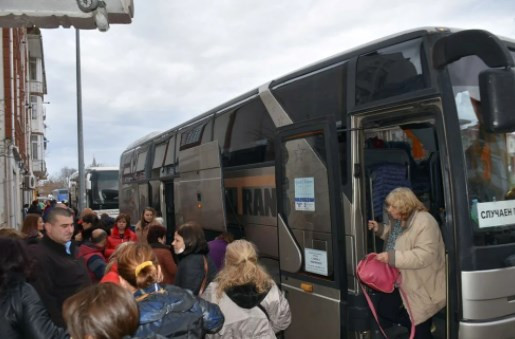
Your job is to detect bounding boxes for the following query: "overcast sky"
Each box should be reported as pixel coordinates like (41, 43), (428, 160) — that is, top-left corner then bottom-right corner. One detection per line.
(41, 0), (515, 177)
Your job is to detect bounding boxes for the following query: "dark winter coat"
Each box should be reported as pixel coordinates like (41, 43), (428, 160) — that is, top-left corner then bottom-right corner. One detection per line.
(175, 254), (217, 295)
(28, 236), (91, 327)
(133, 283), (224, 338)
(0, 281), (68, 339)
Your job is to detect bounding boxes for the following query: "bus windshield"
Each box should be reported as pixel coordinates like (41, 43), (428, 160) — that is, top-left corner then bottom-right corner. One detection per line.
(449, 53), (515, 246)
(90, 171), (119, 209)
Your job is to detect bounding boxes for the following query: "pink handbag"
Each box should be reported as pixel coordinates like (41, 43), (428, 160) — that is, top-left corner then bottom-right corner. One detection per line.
(357, 253), (415, 339)
(356, 253), (400, 292)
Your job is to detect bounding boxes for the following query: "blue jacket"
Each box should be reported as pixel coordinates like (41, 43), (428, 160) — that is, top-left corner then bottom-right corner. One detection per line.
(134, 283), (224, 338)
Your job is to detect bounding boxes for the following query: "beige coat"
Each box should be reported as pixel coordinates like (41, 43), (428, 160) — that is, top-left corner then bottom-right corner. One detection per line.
(378, 210), (446, 325)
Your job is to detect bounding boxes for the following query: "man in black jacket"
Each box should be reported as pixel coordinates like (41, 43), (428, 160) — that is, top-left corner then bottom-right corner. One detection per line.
(29, 207), (91, 327)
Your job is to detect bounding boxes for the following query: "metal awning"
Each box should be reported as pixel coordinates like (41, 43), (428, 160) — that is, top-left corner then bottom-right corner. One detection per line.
(0, 0), (134, 32)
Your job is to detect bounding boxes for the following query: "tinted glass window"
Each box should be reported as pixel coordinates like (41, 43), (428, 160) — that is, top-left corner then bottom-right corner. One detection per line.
(449, 55), (515, 246)
(138, 183), (149, 212)
(202, 118), (213, 144)
(136, 149), (148, 172)
(216, 99), (275, 167)
(355, 38), (426, 105)
(121, 151), (133, 175)
(164, 135), (176, 166)
(273, 62), (347, 123)
(152, 142), (167, 169)
(180, 124), (205, 150)
(149, 180), (160, 213)
(213, 110), (232, 149)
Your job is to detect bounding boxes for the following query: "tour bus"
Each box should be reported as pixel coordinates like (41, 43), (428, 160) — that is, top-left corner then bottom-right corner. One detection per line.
(51, 188), (69, 203)
(119, 28), (515, 338)
(69, 166), (119, 218)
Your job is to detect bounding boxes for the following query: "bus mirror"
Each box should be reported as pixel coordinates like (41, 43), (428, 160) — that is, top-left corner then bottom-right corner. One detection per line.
(479, 68), (515, 133)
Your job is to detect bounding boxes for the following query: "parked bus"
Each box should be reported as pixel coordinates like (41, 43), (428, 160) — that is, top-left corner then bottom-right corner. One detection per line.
(119, 28), (515, 338)
(51, 188), (69, 203)
(69, 167), (119, 218)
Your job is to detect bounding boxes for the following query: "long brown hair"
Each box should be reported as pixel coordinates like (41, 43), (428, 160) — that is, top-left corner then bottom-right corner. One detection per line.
(139, 207), (156, 228)
(21, 214), (42, 238)
(117, 243), (160, 289)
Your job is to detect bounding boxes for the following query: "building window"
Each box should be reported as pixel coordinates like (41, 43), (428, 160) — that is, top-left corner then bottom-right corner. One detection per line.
(29, 58), (37, 81)
(31, 135), (39, 160)
(31, 96), (38, 119)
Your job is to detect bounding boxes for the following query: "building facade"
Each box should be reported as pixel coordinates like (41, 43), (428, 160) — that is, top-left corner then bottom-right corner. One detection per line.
(0, 27), (47, 228)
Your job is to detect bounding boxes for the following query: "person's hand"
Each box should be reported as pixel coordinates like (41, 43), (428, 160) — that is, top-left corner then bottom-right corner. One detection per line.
(376, 252), (389, 263)
(368, 220), (379, 232)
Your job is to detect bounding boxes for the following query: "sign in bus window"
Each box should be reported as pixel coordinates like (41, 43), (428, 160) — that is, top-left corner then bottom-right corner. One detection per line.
(304, 248), (328, 276)
(475, 200), (515, 228)
(294, 177), (315, 211)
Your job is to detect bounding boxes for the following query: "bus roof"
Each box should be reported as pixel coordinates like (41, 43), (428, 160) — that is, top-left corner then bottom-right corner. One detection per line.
(121, 26), (513, 153)
(69, 167), (119, 180)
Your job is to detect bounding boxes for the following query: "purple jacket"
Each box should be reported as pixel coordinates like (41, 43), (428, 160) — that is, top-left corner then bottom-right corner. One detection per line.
(208, 239), (228, 270)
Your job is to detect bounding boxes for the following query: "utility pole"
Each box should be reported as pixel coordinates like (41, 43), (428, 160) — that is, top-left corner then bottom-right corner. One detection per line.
(76, 28), (85, 212)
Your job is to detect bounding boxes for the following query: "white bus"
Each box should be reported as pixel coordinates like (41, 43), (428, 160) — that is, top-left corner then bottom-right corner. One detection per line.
(69, 166), (119, 218)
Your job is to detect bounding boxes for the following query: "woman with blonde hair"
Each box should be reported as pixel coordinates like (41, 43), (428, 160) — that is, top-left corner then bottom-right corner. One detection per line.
(201, 239), (291, 338)
(368, 187), (446, 338)
(116, 242), (224, 338)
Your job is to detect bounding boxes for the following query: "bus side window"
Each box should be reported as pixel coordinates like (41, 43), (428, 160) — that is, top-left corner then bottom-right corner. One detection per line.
(215, 98), (275, 167)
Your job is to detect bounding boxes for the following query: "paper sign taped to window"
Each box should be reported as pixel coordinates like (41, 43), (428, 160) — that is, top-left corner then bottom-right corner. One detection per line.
(304, 248), (328, 276)
(477, 200), (515, 228)
(294, 177), (315, 211)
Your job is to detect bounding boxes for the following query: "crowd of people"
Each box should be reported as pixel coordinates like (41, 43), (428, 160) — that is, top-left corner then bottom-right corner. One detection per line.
(1, 185), (446, 338)
(0, 203), (292, 339)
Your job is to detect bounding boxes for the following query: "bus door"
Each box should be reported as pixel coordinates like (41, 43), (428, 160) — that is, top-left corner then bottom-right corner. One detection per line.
(275, 119), (346, 339)
(174, 140), (227, 232)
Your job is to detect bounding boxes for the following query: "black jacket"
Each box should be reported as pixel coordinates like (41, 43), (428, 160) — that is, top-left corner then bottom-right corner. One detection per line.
(175, 254), (217, 295)
(28, 236), (91, 327)
(0, 282), (68, 339)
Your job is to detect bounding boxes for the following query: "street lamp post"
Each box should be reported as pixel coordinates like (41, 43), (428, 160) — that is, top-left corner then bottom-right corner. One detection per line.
(75, 28), (85, 212)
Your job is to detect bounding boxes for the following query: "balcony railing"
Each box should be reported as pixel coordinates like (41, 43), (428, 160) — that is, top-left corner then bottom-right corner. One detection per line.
(32, 159), (47, 177)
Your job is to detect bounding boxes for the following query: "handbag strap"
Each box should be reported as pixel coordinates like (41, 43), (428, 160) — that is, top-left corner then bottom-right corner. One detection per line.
(398, 286), (415, 339)
(199, 255), (209, 295)
(360, 283), (415, 339)
(257, 304), (271, 321)
(360, 283), (388, 339)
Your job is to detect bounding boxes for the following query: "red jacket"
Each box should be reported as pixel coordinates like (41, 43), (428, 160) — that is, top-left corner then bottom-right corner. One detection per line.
(104, 227), (138, 258)
(78, 243), (106, 283)
(100, 263), (120, 284)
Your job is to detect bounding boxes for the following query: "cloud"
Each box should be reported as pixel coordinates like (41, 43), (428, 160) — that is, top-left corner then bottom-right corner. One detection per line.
(41, 0), (515, 175)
